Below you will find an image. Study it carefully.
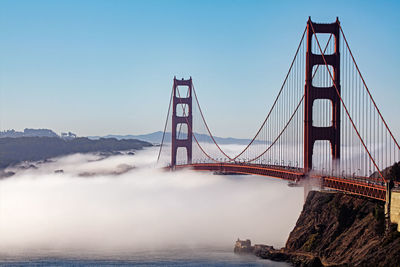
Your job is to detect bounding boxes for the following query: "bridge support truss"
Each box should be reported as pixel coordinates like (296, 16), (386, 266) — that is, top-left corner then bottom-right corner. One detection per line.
(304, 18), (341, 173)
(171, 77), (193, 167)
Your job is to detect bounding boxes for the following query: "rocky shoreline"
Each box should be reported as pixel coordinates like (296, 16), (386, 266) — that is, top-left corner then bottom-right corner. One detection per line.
(235, 191), (400, 266)
(234, 239), (322, 266)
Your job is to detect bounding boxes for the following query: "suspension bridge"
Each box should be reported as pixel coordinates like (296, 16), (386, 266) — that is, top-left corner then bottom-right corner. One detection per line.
(157, 18), (400, 207)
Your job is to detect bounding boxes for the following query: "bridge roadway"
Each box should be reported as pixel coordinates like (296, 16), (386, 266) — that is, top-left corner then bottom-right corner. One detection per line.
(173, 163), (388, 202)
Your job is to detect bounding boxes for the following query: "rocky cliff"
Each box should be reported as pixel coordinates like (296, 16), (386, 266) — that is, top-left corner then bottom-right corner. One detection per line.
(256, 191), (400, 266)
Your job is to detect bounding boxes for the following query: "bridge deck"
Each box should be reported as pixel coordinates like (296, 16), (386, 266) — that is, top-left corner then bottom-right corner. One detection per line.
(173, 163), (387, 202)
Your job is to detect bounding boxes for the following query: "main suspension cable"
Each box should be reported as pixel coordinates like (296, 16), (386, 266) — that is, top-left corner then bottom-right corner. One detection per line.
(310, 22), (385, 182)
(190, 27), (307, 161)
(340, 25), (400, 151)
(156, 84), (174, 163)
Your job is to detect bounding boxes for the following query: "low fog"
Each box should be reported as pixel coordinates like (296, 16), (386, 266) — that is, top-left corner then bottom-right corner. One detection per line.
(0, 147), (304, 257)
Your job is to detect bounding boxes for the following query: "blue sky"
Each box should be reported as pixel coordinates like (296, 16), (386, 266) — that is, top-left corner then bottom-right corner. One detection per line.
(0, 0), (399, 138)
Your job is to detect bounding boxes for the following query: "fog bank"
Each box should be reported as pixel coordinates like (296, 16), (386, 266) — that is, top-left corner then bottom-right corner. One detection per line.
(0, 147), (303, 257)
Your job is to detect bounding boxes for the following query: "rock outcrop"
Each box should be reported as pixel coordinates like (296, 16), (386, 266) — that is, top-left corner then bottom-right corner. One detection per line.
(284, 191), (400, 266)
(234, 239), (254, 253)
(238, 191), (400, 266)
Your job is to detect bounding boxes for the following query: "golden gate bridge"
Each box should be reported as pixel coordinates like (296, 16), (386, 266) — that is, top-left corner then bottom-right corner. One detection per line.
(157, 18), (400, 208)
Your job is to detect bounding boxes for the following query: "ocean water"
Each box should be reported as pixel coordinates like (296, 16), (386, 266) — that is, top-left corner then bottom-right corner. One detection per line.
(0, 247), (291, 266)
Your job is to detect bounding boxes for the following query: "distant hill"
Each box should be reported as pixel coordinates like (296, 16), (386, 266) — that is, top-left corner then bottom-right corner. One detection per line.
(88, 131), (266, 145)
(0, 137), (152, 169)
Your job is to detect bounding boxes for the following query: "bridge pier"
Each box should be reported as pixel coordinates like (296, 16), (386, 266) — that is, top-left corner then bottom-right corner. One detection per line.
(387, 180), (400, 232)
(385, 183), (392, 232)
(304, 181), (312, 203)
(302, 175), (323, 203)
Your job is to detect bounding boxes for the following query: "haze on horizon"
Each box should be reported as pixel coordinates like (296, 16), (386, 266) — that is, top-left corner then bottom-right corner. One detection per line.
(1, 0), (400, 140)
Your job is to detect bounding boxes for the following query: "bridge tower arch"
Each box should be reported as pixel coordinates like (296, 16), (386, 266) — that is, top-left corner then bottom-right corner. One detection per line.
(304, 17), (340, 173)
(171, 77), (193, 167)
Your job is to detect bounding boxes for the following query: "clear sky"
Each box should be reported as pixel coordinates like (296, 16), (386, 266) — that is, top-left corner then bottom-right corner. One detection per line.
(0, 0), (399, 138)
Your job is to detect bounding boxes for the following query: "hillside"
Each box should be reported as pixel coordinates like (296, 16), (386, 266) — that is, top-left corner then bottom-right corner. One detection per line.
(0, 137), (152, 169)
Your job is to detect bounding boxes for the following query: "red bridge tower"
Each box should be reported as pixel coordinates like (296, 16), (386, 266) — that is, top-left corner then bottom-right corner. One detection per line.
(304, 18), (341, 172)
(171, 77), (193, 167)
